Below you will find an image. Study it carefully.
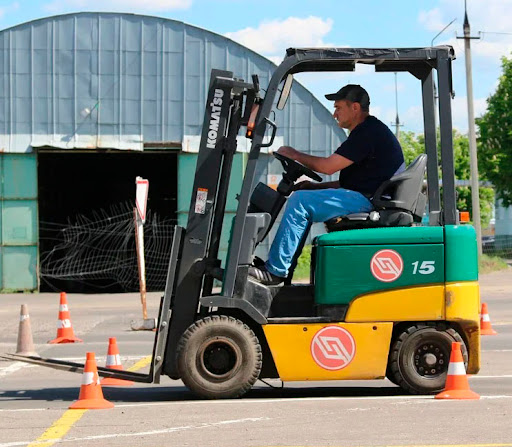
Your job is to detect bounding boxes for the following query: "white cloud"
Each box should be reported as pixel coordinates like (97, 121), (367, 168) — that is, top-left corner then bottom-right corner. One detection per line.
(44, 0), (191, 13)
(383, 81), (405, 93)
(0, 2), (19, 20)
(451, 95), (488, 133)
(225, 16), (333, 59)
(398, 96), (487, 134)
(419, 0), (512, 60)
(418, 7), (447, 33)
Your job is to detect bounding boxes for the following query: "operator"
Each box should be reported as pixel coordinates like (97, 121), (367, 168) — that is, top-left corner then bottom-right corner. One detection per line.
(249, 84), (405, 285)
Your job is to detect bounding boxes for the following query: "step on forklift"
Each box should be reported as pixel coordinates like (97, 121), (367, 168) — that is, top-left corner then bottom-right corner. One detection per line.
(5, 46), (480, 399)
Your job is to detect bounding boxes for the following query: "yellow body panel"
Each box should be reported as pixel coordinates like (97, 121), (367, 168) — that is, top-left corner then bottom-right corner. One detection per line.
(445, 281), (481, 374)
(345, 285), (445, 322)
(263, 322), (392, 381)
(445, 281), (480, 321)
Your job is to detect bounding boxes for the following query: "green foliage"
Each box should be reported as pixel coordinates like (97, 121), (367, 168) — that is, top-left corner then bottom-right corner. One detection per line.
(399, 131), (424, 165)
(477, 55), (512, 207)
(398, 131), (494, 227)
(294, 245), (312, 280)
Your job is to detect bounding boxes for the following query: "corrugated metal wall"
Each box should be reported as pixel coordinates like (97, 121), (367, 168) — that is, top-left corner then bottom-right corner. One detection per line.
(0, 12), (346, 290)
(0, 154), (38, 291)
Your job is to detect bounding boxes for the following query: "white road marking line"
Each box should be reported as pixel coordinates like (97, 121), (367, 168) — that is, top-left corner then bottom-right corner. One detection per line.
(0, 362), (30, 378)
(482, 349), (512, 352)
(0, 356), (148, 378)
(0, 408), (47, 413)
(470, 375), (512, 379)
(0, 417), (268, 447)
(1, 394), (512, 414)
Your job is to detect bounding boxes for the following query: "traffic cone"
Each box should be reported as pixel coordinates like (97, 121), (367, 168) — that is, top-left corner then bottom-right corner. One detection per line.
(435, 342), (480, 400)
(48, 292), (83, 344)
(16, 304), (39, 356)
(69, 352), (114, 410)
(101, 337), (134, 386)
(480, 302), (498, 335)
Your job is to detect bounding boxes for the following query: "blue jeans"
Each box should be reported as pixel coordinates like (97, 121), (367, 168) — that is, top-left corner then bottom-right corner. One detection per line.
(265, 188), (373, 277)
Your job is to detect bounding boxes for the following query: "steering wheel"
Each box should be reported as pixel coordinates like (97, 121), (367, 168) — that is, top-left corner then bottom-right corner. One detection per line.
(274, 152), (323, 183)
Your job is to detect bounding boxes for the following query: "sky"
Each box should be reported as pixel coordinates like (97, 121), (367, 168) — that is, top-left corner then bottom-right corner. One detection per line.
(1, 0), (512, 135)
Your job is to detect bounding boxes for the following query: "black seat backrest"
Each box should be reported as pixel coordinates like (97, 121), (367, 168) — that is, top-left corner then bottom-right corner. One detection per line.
(372, 154), (427, 214)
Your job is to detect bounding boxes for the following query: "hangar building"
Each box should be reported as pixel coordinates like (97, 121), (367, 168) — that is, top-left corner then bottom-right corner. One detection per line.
(0, 12), (346, 292)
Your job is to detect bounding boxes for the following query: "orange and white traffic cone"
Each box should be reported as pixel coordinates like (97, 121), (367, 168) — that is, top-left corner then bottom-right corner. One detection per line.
(48, 292), (83, 344)
(69, 352), (114, 409)
(480, 302), (498, 336)
(435, 342), (480, 400)
(101, 337), (134, 386)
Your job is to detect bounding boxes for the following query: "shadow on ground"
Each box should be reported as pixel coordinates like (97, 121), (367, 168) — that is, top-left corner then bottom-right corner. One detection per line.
(0, 382), (409, 404)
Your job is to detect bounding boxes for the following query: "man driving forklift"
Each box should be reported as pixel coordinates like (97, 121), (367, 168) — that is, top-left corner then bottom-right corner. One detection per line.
(249, 84), (405, 285)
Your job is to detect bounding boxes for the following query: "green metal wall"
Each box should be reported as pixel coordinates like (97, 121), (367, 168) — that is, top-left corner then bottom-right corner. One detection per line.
(0, 154), (38, 291)
(178, 152), (245, 266)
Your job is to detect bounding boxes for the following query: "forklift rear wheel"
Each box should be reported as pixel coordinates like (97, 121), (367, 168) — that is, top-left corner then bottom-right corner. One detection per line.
(177, 315), (262, 399)
(388, 324), (467, 394)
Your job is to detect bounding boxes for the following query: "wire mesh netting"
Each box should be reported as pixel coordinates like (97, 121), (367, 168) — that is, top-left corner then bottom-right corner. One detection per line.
(40, 202), (176, 292)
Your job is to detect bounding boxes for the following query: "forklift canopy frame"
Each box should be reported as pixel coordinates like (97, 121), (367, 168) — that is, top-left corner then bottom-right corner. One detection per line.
(223, 46), (456, 300)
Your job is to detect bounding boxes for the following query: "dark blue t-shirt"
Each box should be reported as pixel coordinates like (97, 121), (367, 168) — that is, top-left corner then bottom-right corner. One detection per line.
(335, 116), (404, 197)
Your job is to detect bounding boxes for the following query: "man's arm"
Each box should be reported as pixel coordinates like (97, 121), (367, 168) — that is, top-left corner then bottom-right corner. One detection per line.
(294, 180), (339, 191)
(277, 146), (353, 175)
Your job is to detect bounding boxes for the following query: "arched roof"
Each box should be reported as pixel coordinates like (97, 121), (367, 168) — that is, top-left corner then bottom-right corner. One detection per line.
(0, 12), (345, 153)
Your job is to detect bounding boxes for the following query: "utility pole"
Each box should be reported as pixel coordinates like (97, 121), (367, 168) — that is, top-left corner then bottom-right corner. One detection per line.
(457, 0), (482, 255)
(392, 73), (403, 139)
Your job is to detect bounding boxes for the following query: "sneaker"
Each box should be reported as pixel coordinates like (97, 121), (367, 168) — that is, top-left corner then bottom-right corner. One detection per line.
(248, 265), (285, 286)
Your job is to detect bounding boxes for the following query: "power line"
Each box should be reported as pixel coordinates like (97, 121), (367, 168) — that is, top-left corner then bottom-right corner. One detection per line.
(479, 31), (512, 36)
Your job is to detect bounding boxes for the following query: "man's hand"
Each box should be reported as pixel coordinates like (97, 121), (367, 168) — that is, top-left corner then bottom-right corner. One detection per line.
(293, 180), (315, 191)
(276, 145), (299, 160)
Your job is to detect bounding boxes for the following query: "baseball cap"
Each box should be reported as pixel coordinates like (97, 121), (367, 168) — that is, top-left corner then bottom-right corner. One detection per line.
(325, 84), (370, 110)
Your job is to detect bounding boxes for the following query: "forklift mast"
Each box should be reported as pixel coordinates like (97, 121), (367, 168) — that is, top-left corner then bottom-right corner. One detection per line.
(162, 70), (262, 378)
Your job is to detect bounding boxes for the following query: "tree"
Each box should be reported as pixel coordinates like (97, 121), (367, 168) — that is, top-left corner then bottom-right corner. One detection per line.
(399, 130), (494, 227)
(477, 55), (512, 207)
(399, 131), (424, 165)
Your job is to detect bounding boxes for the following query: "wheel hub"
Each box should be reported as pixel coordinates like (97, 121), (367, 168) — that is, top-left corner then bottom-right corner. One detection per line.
(200, 339), (240, 378)
(414, 343), (446, 376)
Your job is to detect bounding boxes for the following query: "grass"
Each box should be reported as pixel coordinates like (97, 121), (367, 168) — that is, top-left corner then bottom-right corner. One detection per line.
(479, 253), (509, 275)
(293, 246), (509, 280)
(294, 245), (312, 280)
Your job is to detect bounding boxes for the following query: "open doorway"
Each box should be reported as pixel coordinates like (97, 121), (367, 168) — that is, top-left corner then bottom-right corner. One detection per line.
(38, 150), (178, 293)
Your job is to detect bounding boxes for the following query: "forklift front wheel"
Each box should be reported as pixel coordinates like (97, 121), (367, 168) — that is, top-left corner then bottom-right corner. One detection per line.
(177, 315), (262, 399)
(388, 323), (468, 395)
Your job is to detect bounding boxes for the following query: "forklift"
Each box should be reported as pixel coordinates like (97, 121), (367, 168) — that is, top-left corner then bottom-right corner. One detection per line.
(4, 46), (480, 399)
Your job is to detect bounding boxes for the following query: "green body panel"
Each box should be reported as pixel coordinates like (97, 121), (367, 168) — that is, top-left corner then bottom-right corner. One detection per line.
(316, 226), (444, 246)
(315, 227), (445, 305)
(444, 225), (478, 282)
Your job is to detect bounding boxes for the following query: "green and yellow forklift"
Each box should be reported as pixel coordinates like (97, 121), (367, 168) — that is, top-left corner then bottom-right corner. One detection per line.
(5, 46), (480, 399)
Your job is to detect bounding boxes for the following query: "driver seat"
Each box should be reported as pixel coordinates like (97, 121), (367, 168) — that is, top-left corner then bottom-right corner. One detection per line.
(324, 154), (428, 232)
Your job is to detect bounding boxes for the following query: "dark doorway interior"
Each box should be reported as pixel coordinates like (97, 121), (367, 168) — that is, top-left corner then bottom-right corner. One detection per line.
(38, 150), (178, 293)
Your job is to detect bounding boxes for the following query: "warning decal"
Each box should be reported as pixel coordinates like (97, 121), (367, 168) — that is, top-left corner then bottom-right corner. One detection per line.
(194, 188), (208, 214)
(370, 249), (403, 282)
(311, 326), (356, 371)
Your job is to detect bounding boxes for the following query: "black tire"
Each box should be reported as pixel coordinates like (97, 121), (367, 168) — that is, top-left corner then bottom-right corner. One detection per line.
(388, 323), (468, 394)
(176, 315), (262, 399)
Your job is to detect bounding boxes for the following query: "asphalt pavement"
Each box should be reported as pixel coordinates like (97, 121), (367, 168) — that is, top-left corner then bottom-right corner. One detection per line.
(0, 269), (511, 447)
